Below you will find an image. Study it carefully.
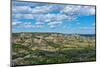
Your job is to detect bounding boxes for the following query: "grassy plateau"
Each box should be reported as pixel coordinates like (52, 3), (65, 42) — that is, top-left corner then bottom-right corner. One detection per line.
(12, 32), (96, 66)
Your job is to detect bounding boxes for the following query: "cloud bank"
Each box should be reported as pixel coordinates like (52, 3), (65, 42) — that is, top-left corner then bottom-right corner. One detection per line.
(12, 1), (95, 33)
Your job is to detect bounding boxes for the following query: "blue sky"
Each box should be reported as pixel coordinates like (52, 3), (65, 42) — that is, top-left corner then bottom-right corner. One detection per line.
(12, 1), (96, 34)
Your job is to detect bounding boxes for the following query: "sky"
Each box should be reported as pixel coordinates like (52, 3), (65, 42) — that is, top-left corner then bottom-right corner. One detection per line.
(12, 1), (96, 34)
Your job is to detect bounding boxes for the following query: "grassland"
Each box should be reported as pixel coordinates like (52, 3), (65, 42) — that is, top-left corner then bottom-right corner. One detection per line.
(12, 32), (96, 66)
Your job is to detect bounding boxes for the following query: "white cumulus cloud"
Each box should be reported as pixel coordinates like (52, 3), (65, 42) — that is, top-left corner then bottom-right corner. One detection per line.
(48, 21), (62, 26)
(32, 5), (52, 14)
(61, 5), (95, 16)
(12, 6), (32, 13)
(12, 21), (22, 26)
